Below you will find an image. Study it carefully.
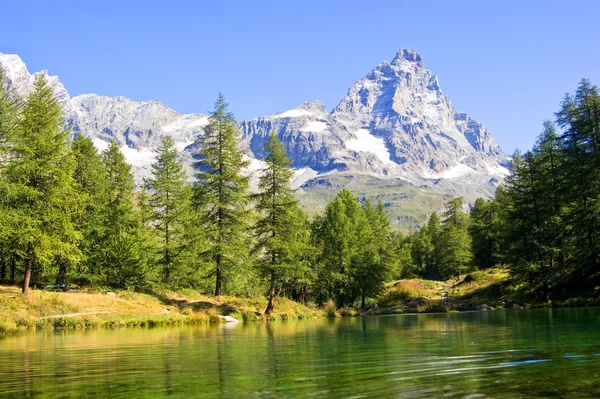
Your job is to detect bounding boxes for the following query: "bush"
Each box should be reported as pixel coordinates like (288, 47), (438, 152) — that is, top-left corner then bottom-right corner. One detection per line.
(379, 284), (423, 307)
(417, 300), (450, 313)
(339, 307), (358, 317)
(324, 299), (337, 317)
(0, 320), (18, 335)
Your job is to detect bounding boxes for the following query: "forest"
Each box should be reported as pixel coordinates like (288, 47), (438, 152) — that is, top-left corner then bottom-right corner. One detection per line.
(1, 68), (599, 315)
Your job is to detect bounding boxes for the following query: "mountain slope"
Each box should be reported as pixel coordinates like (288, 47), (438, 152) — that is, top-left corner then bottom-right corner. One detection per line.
(0, 49), (508, 230)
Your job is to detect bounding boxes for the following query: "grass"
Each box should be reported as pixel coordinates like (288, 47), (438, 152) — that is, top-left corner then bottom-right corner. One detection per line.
(374, 268), (534, 314)
(0, 285), (325, 336)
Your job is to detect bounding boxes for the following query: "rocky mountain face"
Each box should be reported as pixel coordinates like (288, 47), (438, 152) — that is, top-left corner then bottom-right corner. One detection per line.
(0, 49), (509, 229)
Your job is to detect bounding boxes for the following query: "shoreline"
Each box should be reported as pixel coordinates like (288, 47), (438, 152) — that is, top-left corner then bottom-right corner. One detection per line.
(2, 276), (598, 337)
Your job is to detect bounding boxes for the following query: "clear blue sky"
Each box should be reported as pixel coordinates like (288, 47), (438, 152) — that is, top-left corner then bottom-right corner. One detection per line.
(1, 0), (598, 153)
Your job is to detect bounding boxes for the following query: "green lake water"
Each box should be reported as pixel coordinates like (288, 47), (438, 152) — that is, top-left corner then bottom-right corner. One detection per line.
(1, 308), (599, 398)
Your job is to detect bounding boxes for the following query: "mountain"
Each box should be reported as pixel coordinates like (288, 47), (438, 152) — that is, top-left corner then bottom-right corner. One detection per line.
(0, 49), (508, 230)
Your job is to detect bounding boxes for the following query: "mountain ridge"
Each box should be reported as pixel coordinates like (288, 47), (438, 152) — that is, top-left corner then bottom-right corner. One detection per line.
(0, 49), (508, 229)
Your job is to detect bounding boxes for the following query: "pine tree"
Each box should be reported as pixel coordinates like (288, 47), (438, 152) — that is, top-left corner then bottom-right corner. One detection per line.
(425, 212), (442, 279)
(469, 198), (500, 269)
(357, 200), (394, 308)
(71, 135), (109, 282)
(0, 66), (21, 284)
(316, 189), (366, 307)
(194, 94), (250, 296)
(148, 136), (194, 285)
(252, 133), (309, 315)
(438, 198), (472, 279)
(556, 80), (600, 275)
(100, 141), (151, 289)
(0, 76), (80, 295)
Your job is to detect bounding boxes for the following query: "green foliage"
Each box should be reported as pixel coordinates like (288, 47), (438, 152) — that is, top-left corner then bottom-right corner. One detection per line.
(193, 94), (251, 296)
(6, 79), (599, 310)
(147, 137), (198, 286)
(70, 135), (108, 284)
(252, 133), (311, 314)
(0, 76), (80, 294)
(469, 198), (501, 269)
(99, 141), (154, 289)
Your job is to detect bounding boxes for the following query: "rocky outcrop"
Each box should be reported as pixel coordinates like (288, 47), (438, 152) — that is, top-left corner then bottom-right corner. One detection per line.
(0, 49), (510, 227)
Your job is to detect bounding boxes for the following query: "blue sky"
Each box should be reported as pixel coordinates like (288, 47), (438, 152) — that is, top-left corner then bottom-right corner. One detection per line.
(1, 0), (598, 153)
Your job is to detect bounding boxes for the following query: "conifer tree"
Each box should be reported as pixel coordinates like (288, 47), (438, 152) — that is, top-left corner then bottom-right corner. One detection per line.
(357, 200), (394, 308)
(148, 136), (194, 284)
(426, 212), (442, 279)
(469, 198), (500, 269)
(556, 80), (600, 275)
(71, 135), (108, 282)
(252, 133), (310, 315)
(0, 66), (20, 284)
(316, 189), (366, 307)
(438, 198), (472, 279)
(194, 94), (250, 296)
(100, 141), (151, 288)
(0, 76), (80, 295)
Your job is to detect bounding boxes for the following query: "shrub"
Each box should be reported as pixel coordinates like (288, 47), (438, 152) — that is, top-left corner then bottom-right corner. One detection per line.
(379, 284), (422, 307)
(417, 300), (450, 313)
(324, 299), (337, 317)
(0, 320), (18, 335)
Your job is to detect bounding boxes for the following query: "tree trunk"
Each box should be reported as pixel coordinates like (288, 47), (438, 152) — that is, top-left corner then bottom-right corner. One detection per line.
(22, 246), (33, 296)
(55, 260), (67, 285)
(9, 257), (16, 285)
(361, 291), (366, 309)
(264, 272), (276, 316)
(164, 221), (170, 284)
(215, 253), (222, 296)
(0, 258), (6, 282)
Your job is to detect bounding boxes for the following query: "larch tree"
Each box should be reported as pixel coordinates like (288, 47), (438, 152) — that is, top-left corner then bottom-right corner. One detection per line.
(0, 76), (80, 295)
(438, 197), (472, 280)
(194, 94), (250, 296)
(100, 140), (152, 289)
(148, 136), (194, 284)
(316, 189), (366, 307)
(252, 132), (309, 315)
(71, 135), (108, 282)
(356, 200), (394, 308)
(0, 66), (21, 284)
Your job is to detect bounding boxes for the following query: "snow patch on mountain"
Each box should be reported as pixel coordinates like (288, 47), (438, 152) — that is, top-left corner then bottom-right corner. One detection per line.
(91, 138), (110, 152)
(175, 140), (195, 151)
(300, 121), (328, 132)
(345, 129), (393, 164)
(292, 167), (319, 188)
(273, 109), (313, 119)
(486, 164), (510, 177)
(162, 115), (209, 133)
(120, 146), (158, 167)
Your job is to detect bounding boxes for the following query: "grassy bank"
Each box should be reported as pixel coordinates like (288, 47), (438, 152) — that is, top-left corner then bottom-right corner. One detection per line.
(0, 286), (323, 336)
(3, 269), (598, 336)
(372, 267), (600, 314)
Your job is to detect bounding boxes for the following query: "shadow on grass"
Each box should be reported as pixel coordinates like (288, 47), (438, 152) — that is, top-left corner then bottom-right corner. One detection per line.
(153, 293), (237, 316)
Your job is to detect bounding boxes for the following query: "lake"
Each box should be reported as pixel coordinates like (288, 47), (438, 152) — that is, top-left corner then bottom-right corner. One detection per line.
(1, 308), (599, 398)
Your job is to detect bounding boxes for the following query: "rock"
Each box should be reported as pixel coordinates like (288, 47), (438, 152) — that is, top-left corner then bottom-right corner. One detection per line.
(105, 292), (116, 297)
(217, 315), (239, 323)
(0, 49), (510, 228)
(253, 311), (262, 316)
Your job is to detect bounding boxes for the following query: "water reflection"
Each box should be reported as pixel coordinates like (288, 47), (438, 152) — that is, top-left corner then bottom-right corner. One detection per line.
(1, 308), (600, 398)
